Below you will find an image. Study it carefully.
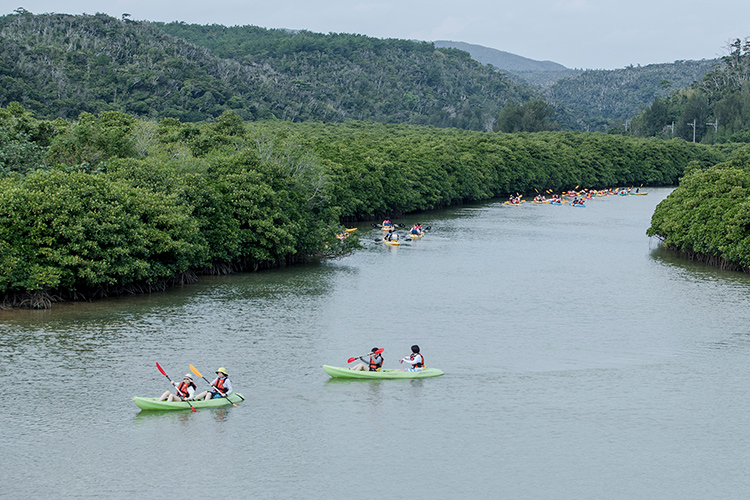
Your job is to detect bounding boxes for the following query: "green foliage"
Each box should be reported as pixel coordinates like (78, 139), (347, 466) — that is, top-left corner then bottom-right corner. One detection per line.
(46, 111), (137, 169)
(495, 99), (556, 133)
(648, 151), (750, 269)
(0, 169), (202, 296)
(0, 102), (52, 174)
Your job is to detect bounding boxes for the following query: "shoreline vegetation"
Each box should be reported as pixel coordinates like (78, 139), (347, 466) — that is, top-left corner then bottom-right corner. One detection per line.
(0, 105), (738, 309)
(648, 151), (750, 274)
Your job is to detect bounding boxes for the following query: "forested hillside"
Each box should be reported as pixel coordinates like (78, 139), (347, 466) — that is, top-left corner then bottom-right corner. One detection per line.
(154, 22), (538, 131)
(633, 39), (750, 144)
(544, 60), (717, 131)
(0, 10), (538, 131)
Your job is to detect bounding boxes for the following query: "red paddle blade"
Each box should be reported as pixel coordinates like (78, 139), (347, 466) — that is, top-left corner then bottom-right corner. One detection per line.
(191, 406), (196, 412)
(156, 362), (167, 377)
(374, 348), (384, 355)
(347, 357), (357, 363)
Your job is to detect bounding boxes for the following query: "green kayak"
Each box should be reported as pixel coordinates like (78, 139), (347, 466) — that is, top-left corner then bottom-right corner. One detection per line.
(133, 393), (244, 411)
(323, 365), (444, 379)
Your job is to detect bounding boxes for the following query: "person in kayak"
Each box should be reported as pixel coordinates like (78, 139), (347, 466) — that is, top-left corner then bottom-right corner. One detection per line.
(158, 374), (196, 402)
(382, 218), (392, 228)
(350, 347), (384, 371)
(385, 229), (399, 241)
(398, 345), (425, 371)
(195, 367), (233, 400)
(410, 223), (422, 235)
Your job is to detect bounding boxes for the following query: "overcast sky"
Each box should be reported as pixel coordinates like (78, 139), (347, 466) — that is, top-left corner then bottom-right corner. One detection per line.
(7, 1), (749, 69)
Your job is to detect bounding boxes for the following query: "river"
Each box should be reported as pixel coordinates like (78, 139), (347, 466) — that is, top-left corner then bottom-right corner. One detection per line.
(2, 188), (750, 499)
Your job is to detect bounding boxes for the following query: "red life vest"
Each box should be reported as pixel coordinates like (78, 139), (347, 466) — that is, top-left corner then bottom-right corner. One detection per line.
(176, 381), (195, 398)
(369, 355), (383, 371)
(410, 352), (424, 368)
(214, 377), (229, 395)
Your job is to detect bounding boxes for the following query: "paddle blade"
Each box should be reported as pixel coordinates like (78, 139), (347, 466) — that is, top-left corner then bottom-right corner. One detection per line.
(347, 357), (357, 363)
(189, 364), (203, 378)
(374, 348), (384, 355)
(191, 406), (196, 412)
(156, 362), (167, 377)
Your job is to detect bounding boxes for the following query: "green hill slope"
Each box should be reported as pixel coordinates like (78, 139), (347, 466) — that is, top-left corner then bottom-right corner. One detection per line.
(0, 11), (538, 131)
(155, 22), (540, 131)
(544, 60), (717, 131)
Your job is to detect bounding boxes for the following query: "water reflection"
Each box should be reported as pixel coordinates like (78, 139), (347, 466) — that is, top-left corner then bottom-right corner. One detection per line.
(133, 409), (196, 425)
(650, 244), (750, 295)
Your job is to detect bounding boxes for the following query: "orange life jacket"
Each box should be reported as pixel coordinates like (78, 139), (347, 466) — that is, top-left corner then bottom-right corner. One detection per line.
(410, 352), (424, 368)
(176, 381), (195, 398)
(369, 355), (383, 371)
(213, 377), (229, 395)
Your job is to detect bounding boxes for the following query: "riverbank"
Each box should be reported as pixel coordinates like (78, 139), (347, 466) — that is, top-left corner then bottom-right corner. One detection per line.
(0, 108), (730, 307)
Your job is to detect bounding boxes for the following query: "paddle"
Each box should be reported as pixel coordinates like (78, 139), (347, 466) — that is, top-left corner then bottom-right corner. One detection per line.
(156, 362), (196, 412)
(189, 364), (242, 406)
(347, 348), (385, 363)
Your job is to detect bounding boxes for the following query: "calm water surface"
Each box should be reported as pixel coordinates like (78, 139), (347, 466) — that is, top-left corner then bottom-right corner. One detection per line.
(3, 188), (750, 499)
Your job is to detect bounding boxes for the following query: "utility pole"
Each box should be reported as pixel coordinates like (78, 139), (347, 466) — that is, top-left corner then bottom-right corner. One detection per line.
(707, 118), (718, 132)
(624, 119), (631, 132)
(688, 118), (696, 143)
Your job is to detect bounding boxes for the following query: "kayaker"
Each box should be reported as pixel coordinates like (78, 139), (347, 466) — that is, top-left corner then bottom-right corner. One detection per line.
(158, 374), (196, 402)
(382, 218), (392, 228)
(398, 345), (425, 372)
(385, 229), (399, 241)
(195, 367), (233, 401)
(350, 347), (384, 371)
(410, 224), (422, 235)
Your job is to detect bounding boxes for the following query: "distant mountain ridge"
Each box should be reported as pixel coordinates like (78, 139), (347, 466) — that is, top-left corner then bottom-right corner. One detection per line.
(433, 40), (568, 72)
